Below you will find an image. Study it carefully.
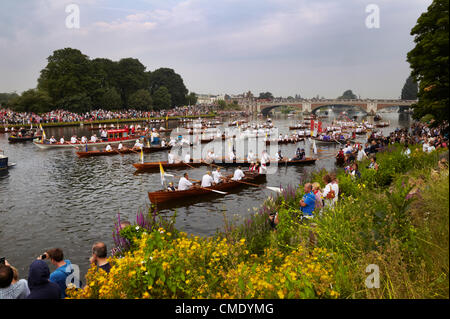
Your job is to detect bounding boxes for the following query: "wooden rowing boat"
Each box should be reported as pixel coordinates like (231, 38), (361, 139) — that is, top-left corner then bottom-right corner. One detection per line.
(133, 160), (204, 171)
(206, 157), (317, 167)
(312, 137), (354, 145)
(76, 145), (172, 158)
(265, 138), (304, 145)
(148, 172), (266, 205)
(8, 135), (42, 143)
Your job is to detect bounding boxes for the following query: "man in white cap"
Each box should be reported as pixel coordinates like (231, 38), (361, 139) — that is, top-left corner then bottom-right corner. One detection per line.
(133, 139), (143, 150)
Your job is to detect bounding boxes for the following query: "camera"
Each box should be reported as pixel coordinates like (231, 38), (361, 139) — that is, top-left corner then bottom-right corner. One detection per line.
(41, 253), (47, 260)
(0, 257), (5, 264)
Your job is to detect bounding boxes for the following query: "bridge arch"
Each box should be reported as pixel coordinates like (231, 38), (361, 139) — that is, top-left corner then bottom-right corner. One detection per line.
(311, 104), (368, 114)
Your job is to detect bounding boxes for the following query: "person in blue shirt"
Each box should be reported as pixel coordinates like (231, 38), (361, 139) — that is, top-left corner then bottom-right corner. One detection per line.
(40, 248), (74, 298)
(300, 183), (316, 218)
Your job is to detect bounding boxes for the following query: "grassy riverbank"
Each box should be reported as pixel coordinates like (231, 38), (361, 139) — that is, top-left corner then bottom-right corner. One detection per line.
(0, 113), (217, 129)
(67, 144), (449, 299)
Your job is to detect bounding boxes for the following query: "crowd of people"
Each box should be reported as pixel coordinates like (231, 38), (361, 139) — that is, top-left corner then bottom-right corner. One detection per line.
(0, 105), (217, 125)
(0, 243), (111, 299)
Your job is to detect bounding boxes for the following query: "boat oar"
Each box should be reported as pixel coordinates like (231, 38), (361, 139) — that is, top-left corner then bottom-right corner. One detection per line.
(223, 177), (281, 193)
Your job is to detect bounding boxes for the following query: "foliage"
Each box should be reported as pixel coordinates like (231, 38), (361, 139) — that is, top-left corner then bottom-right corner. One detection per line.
(67, 230), (338, 299)
(186, 92), (198, 106)
(128, 89), (152, 111)
(337, 90), (357, 100)
(149, 68), (188, 107)
(152, 86), (172, 110)
(401, 76), (418, 100)
(9, 89), (52, 113)
(258, 92), (274, 100)
(0, 92), (19, 107)
(98, 87), (122, 110)
(407, 0), (449, 125)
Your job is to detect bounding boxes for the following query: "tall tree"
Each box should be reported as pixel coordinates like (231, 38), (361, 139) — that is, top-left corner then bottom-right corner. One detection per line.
(98, 87), (122, 110)
(149, 68), (187, 107)
(258, 92), (274, 99)
(0, 92), (19, 107)
(407, 0), (449, 124)
(338, 90), (357, 100)
(152, 86), (171, 110)
(37, 48), (98, 111)
(186, 92), (198, 105)
(115, 58), (149, 108)
(9, 89), (52, 113)
(401, 76), (419, 100)
(129, 89), (152, 110)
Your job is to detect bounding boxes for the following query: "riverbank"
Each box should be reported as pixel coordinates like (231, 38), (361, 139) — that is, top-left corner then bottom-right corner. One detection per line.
(0, 113), (217, 129)
(67, 143), (449, 299)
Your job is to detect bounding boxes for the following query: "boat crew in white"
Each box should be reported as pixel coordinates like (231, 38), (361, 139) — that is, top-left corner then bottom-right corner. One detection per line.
(260, 150), (270, 165)
(206, 150), (215, 163)
(133, 139), (143, 150)
(247, 150), (256, 163)
(178, 173), (193, 191)
(201, 171), (215, 187)
(90, 135), (97, 143)
(101, 130), (108, 140)
(49, 136), (57, 144)
(81, 136), (87, 144)
(105, 144), (112, 152)
(168, 151), (175, 164)
(59, 137), (65, 144)
(118, 142), (123, 150)
(184, 152), (191, 163)
(212, 167), (223, 184)
(161, 139), (166, 147)
(70, 135), (78, 144)
(228, 149), (236, 161)
(232, 166), (245, 181)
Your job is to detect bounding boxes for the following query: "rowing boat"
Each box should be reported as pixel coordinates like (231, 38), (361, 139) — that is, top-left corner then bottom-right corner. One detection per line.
(312, 137), (354, 145)
(133, 160), (204, 171)
(205, 157), (317, 167)
(76, 145), (172, 158)
(265, 138), (304, 145)
(148, 172), (265, 204)
(8, 135), (42, 143)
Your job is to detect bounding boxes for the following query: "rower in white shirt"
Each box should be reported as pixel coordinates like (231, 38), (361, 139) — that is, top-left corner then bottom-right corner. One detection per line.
(212, 167), (223, 184)
(260, 150), (270, 165)
(168, 151), (175, 164)
(161, 139), (166, 147)
(201, 171), (215, 187)
(59, 137), (65, 144)
(81, 136), (87, 144)
(49, 136), (56, 144)
(90, 135), (97, 143)
(105, 144), (112, 152)
(228, 149), (236, 161)
(206, 150), (215, 163)
(118, 142), (123, 150)
(184, 152), (191, 163)
(133, 139), (143, 150)
(232, 166), (245, 181)
(178, 173), (193, 191)
(70, 135), (78, 144)
(247, 150), (256, 163)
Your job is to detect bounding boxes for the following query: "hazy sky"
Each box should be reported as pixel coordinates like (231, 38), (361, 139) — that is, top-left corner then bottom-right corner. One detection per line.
(0, 0), (431, 99)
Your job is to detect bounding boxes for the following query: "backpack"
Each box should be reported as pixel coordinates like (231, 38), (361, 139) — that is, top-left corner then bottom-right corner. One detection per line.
(326, 189), (335, 199)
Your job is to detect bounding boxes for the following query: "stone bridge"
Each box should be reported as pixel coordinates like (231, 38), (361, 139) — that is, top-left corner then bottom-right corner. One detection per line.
(240, 99), (416, 115)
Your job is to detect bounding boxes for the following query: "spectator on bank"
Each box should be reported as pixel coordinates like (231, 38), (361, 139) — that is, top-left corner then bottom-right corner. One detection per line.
(90, 242), (112, 274)
(300, 183), (316, 219)
(0, 261), (30, 299)
(40, 248), (74, 298)
(27, 260), (60, 299)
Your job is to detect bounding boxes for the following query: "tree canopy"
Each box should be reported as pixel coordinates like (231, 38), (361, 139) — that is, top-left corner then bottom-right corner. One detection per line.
(9, 48), (190, 113)
(258, 92), (274, 100)
(401, 76), (418, 100)
(407, 0), (449, 124)
(337, 90), (357, 100)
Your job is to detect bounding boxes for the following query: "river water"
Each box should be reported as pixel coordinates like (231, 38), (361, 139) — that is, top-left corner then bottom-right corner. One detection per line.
(0, 111), (411, 279)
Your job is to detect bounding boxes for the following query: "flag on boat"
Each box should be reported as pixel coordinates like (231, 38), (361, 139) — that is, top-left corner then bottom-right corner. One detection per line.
(140, 148), (144, 163)
(159, 162), (173, 185)
(39, 124), (46, 141)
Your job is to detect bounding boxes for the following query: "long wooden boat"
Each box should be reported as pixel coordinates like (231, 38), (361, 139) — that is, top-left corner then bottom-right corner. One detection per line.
(289, 125), (307, 130)
(312, 137), (354, 145)
(76, 145), (172, 158)
(265, 138), (304, 145)
(200, 138), (214, 144)
(33, 128), (138, 149)
(133, 160), (204, 171)
(148, 172), (266, 204)
(206, 157), (317, 167)
(8, 135), (42, 143)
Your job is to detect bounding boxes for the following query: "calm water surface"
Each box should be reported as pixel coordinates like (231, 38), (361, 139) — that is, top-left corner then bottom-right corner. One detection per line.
(0, 111), (411, 278)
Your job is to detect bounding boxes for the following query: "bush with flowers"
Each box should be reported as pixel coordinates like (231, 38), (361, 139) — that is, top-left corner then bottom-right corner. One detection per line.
(67, 228), (339, 299)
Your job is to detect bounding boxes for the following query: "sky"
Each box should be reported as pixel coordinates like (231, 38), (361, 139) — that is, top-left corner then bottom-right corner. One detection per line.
(0, 0), (432, 99)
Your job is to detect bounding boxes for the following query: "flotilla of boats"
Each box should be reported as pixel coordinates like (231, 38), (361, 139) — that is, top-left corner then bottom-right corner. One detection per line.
(1, 114), (390, 206)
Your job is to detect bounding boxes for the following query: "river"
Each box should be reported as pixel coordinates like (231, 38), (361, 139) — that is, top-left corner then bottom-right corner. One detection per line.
(0, 111), (411, 279)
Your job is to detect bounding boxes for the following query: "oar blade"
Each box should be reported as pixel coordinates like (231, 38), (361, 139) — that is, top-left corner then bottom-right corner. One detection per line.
(266, 186), (282, 193)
